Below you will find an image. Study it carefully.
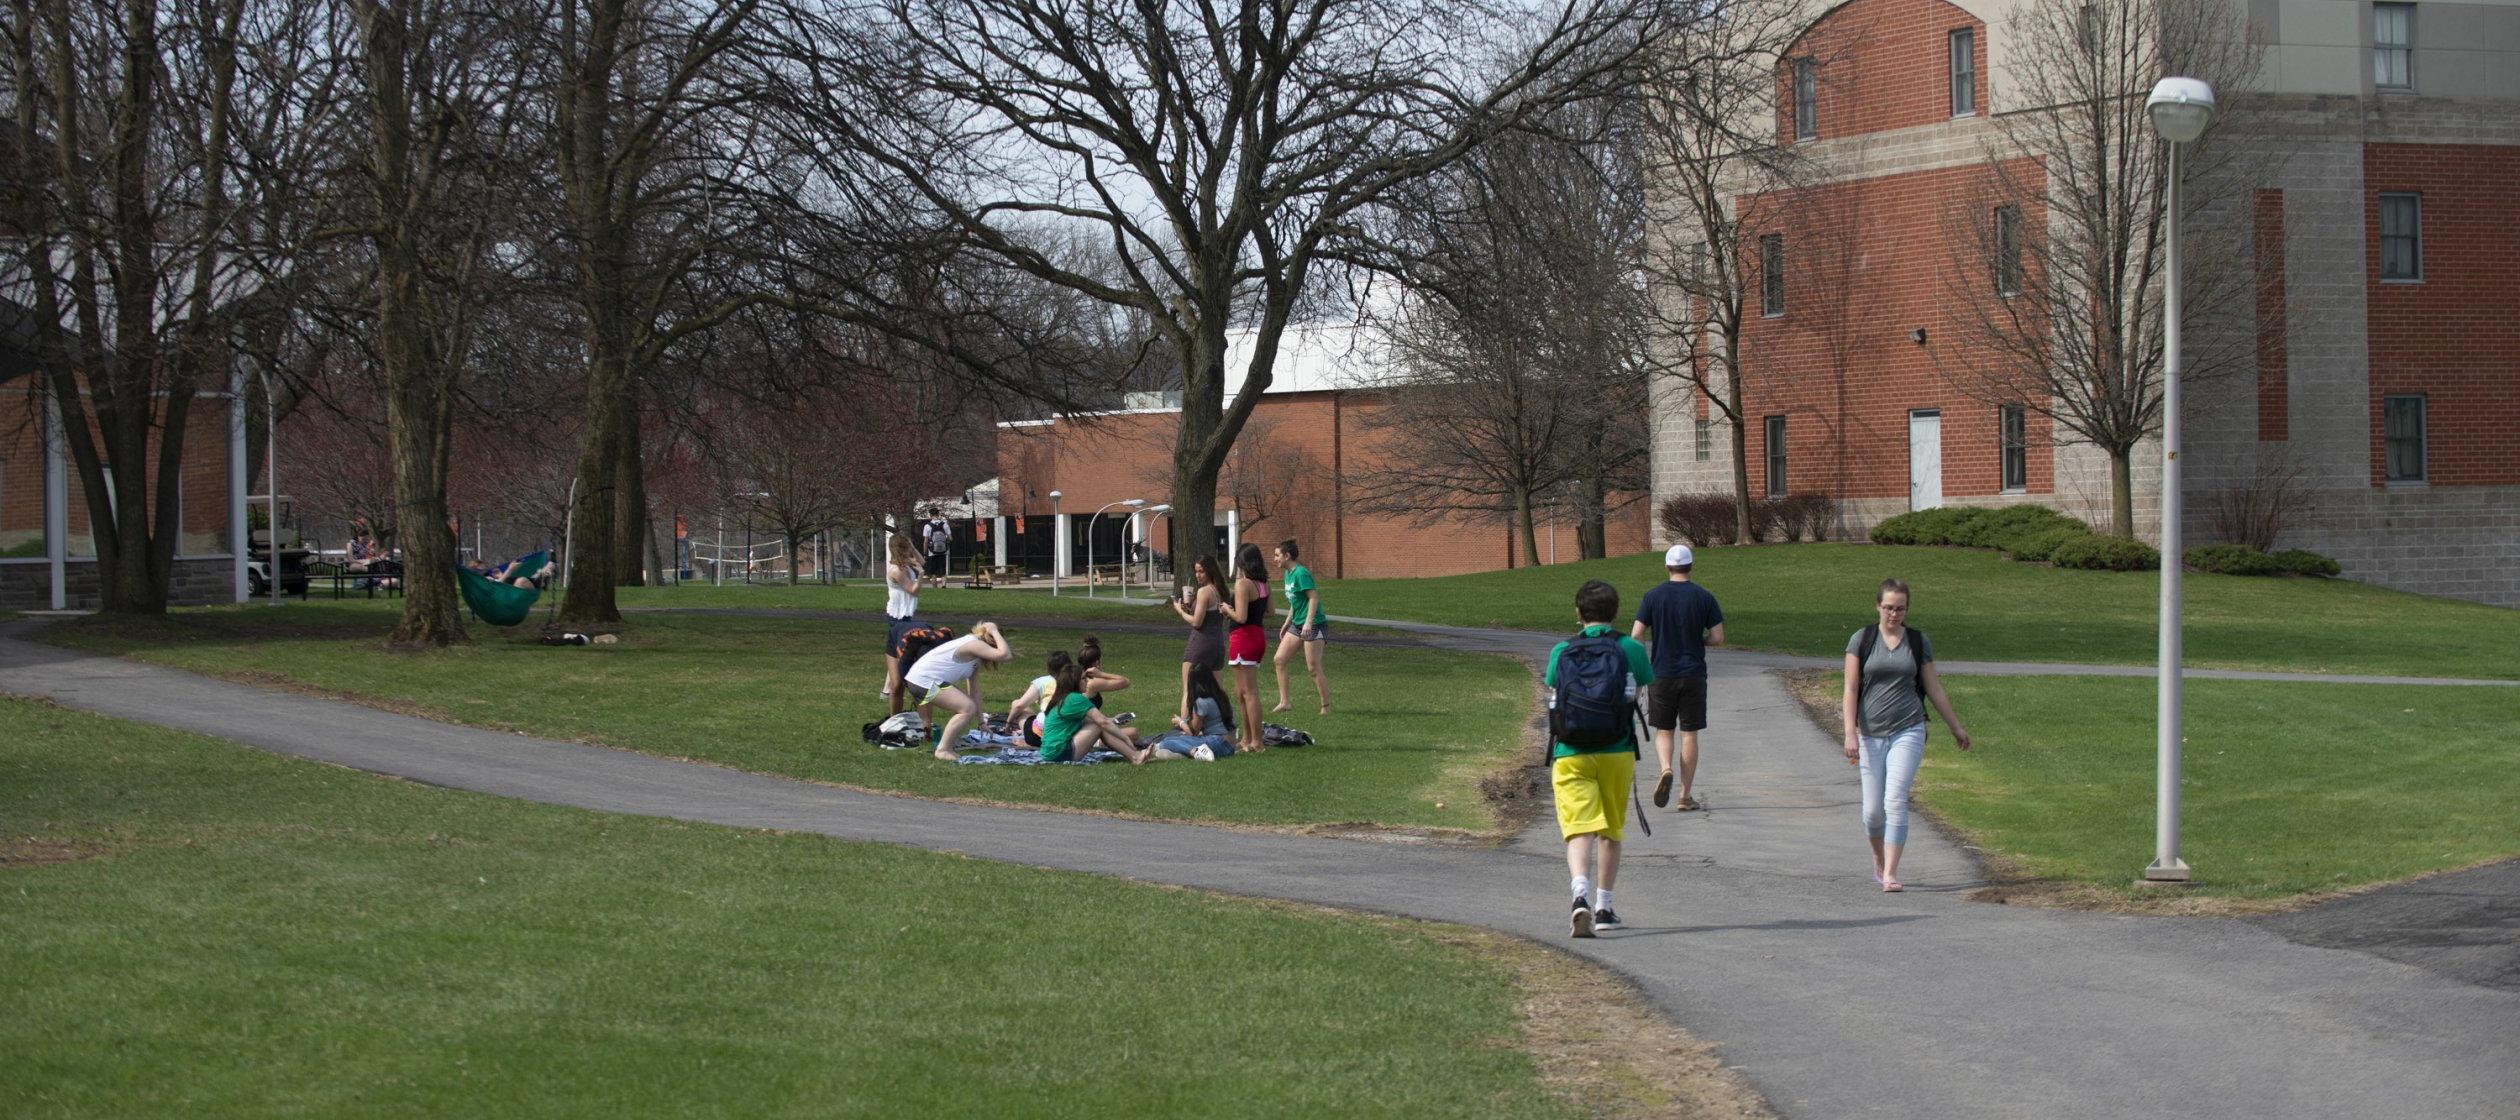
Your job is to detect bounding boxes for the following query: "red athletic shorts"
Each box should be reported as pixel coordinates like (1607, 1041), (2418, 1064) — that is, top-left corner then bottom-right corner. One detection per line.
(1227, 624), (1266, 666)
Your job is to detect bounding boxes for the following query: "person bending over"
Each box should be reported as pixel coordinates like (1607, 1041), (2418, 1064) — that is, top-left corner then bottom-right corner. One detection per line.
(901, 621), (1014, 761)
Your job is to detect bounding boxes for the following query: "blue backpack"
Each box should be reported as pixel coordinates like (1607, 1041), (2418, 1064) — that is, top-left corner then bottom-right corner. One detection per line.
(1551, 632), (1636, 753)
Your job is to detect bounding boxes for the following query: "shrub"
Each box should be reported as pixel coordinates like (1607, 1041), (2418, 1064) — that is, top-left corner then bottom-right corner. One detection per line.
(1658, 494), (1741, 546)
(1772, 493), (1840, 542)
(1871, 507), (1987, 546)
(1970, 505), (2085, 551)
(2048, 534), (2161, 571)
(2184, 543), (2282, 576)
(2272, 548), (2342, 578)
(2004, 524), (2093, 564)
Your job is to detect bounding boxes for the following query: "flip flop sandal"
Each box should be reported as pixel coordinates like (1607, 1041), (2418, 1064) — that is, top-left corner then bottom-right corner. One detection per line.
(1676, 795), (1702, 811)
(1881, 878), (1905, 893)
(1652, 771), (1674, 808)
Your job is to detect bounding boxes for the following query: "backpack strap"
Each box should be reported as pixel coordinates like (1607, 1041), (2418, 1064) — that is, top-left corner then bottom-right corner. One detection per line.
(1907, 626), (1930, 698)
(1853, 624), (1879, 728)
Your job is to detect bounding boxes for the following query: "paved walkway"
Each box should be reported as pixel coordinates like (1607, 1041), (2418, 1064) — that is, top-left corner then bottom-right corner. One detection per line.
(2, 621), (2514, 1119)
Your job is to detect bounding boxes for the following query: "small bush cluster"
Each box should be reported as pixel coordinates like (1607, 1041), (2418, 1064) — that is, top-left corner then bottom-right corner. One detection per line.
(2003, 525), (2093, 564)
(1870, 504), (2088, 553)
(2048, 534), (2161, 571)
(1658, 492), (1840, 546)
(2186, 543), (2341, 578)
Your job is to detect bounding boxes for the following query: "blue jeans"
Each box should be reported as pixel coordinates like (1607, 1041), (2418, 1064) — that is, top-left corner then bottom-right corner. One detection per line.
(1153, 733), (1234, 758)
(1858, 723), (1927, 846)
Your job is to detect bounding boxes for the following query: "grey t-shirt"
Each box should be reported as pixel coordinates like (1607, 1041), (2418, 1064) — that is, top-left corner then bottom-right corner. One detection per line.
(1848, 627), (1934, 736)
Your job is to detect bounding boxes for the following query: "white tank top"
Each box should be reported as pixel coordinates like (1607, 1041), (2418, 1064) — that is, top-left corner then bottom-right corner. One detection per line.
(886, 563), (919, 619)
(904, 635), (983, 690)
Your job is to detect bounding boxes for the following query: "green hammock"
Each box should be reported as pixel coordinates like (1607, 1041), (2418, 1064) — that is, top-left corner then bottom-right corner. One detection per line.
(458, 551), (548, 626)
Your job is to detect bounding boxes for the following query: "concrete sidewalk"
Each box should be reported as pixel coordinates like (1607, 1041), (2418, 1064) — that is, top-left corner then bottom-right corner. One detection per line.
(2, 628), (2513, 1120)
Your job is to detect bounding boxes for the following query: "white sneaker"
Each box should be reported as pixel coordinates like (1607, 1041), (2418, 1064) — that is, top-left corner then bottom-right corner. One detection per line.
(1191, 745), (1216, 762)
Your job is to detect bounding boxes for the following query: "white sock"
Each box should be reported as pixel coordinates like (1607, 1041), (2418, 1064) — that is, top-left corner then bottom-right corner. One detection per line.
(1571, 876), (1592, 904)
(1595, 888), (1615, 912)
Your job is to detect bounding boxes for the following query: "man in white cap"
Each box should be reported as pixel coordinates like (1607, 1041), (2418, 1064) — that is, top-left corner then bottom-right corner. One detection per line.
(1630, 543), (1725, 810)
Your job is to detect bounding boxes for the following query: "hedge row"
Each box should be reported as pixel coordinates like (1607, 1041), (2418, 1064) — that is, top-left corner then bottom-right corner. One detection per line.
(1868, 504), (2338, 577)
(1658, 493), (1840, 546)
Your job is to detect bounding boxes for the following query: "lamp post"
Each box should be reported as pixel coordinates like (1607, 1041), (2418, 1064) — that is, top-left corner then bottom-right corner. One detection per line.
(2143, 76), (2215, 883)
(1048, 491), (1063, 595)
(1138, 503), (1172, 590)
(1087, 499), (1145, 598)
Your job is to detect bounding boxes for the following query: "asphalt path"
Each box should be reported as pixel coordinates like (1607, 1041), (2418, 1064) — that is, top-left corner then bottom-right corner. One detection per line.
(3, 620), (2514, 1120)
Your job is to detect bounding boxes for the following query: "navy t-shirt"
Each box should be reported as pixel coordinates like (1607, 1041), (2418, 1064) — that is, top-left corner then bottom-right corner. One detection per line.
(1634, 580), (1724, 678)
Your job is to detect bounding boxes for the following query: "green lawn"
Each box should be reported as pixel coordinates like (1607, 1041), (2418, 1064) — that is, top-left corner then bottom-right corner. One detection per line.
(0, 696), (1582, 1119)
(1913, 676), (2520, 900)
(39, 605), (1533, 833)
(1318, 543), (2520, 679)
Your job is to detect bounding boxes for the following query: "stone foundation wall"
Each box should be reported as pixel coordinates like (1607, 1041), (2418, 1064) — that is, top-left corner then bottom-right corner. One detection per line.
(0, 556), (241, 612)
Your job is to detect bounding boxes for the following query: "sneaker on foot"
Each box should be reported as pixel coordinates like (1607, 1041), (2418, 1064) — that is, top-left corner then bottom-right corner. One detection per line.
(1569, 898), (1595, 939)
(1113, 711), (1136, 725)
(1191, 744), (1216, 762)
(1651, 770), (1673, 808)
(1593, 907), (1623, 931)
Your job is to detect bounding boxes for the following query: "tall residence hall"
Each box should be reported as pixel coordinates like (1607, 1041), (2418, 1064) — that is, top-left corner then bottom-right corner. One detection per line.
(1650, 0), (2520, 606)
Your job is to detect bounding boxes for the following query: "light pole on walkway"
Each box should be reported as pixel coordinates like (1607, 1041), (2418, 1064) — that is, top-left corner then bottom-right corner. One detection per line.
(1087, 499), (1144, 598)
(2144, 76), (2214, 884)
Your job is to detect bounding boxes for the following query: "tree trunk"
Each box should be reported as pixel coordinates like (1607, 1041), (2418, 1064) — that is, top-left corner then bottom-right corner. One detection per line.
(1514, 488), (1538, 570)
(2110, 447), (2136, 538)
(1729, 414), (1753, 545)
(1578, 473), (1608, 560)
(613, 413), (646, 586)
(558, 354), (630, 624)
(386, 383), (464, 647)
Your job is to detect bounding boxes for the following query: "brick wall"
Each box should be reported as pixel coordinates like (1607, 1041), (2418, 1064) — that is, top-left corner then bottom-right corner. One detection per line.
(1733, 159), (2055, 508)
(2362, 143), (2520, 488)
(1783, 0), (1987, 144)
(997, 391), (1651, 580)
(0, 390), (237, 554)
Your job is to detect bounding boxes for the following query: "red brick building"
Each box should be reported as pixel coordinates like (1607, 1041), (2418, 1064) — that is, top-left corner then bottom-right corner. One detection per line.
(993, 325), (1652, 581)
(1652, 0), (2520, 606)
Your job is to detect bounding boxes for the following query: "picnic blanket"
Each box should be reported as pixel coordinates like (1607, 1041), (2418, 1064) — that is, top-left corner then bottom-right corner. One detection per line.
(953, 747), (1127, 766)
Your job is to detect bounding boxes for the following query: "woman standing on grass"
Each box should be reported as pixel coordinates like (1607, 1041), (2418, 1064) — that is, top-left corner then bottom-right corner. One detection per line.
(881, 533), (925, 714)
(1223, 544), (1270, 755)
(1840, 578), (1972, 892)
(1170, 555), (1228, 728)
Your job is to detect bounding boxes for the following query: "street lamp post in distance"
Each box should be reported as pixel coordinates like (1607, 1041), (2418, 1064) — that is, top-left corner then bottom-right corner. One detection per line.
(1048, 491), (1063, 596)
(1088, 499), (1146, 598)
(2142, 76), (2215, 884)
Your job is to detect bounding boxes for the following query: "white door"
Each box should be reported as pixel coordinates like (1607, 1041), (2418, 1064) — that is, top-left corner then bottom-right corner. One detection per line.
(1909, 410), (1943, 511)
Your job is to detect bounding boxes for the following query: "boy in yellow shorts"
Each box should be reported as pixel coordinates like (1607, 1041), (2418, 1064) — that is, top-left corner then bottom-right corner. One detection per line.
(1545, 579), (1654, 938)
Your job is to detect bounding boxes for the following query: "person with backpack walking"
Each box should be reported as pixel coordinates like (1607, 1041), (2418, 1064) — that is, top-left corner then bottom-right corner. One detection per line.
(1840, 578), (1972, 892)
(1631, 544), (1726, 811)
(1546, 579), (1654, 938)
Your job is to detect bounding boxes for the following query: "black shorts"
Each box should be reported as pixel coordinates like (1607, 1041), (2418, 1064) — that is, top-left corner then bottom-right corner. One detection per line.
(1647, 675), (1709, 733)
(885, 616), (922, 658)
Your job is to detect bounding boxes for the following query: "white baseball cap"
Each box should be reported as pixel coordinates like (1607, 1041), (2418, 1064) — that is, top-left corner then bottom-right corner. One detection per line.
(1665, 544), (1694, 568)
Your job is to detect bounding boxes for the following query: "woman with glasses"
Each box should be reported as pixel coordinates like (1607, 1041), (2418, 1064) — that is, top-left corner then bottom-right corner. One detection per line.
(1839, 578), (1972, 891)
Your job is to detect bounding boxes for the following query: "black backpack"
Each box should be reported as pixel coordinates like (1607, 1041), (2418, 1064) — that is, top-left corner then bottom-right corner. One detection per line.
(1550, 632), (1636, 753)
(1852, 624), (1929, 726)
(895, 624), (957, 669)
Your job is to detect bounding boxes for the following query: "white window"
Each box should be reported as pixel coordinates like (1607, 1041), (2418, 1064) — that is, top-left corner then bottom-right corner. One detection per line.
(2374, 3), (2413, 90)
(2383, 394), (2425, 481)
(1949, 29), (1977, 116)
(1764, 415), (1788, 497)
(2379, 193), (2421, 282)
(1793, 58), (1818, 141)
(1694, 417), (1712, 461)
(2000, 404), (2028, 491)
(1760, 234), (1785, 316)
(1994, 205), (2022, 297)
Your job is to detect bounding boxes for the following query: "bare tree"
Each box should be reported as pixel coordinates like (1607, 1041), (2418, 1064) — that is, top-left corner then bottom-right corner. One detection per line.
(1940, 0), (2266, 536)
(1219, 412), (1324, 542)
(761, 0), (1680, 571)
(1636, 1), (1814, 544)
(3, 0), (326, 612)
(1353, 113), (1651, 564)
(346, 0), (538, 645)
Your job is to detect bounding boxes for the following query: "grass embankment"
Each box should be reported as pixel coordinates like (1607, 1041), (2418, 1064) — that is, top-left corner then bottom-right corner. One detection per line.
(0, 696), (1671, 1119)
(1788, 672), (2520, 905)
(39, 605), (1534, 834)
(1319, 543), (2520, 679)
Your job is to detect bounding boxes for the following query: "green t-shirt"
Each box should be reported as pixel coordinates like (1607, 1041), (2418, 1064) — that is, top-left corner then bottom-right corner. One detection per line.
(1283, 564), (1320, 627)
(1038, 691), (1095, 761)
(1541, 624), (1655, 760)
